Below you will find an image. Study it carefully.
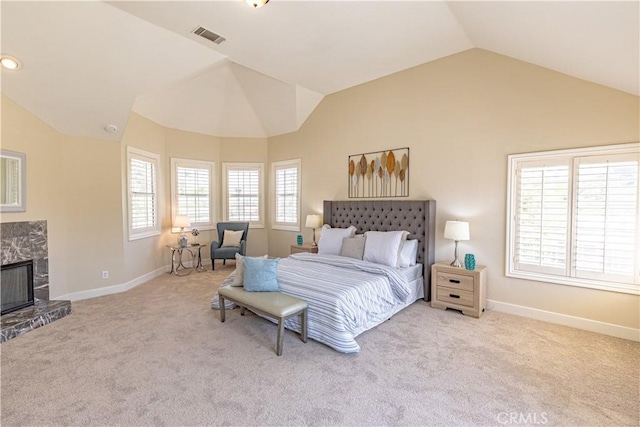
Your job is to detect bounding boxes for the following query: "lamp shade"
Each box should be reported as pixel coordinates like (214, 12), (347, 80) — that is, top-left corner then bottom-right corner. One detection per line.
(305, 214), (322, 228)
(444, 221), (470, 241)
(174, 215), (191, 229)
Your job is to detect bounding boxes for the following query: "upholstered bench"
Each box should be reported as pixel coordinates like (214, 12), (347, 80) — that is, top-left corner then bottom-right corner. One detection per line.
(218, 286), (308, 356)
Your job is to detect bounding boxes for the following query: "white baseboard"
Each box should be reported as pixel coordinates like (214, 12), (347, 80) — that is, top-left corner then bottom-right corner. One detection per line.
(487, 299), (640, 342)
(56, 265), (169, 302)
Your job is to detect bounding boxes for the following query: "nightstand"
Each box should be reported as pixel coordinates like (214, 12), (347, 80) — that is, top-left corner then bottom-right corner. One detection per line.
(290, 244), (318, 254)
(431, 263), (486, 318)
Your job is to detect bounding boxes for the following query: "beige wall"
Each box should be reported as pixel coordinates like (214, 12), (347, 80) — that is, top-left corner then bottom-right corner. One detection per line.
(1, 95), (124, 297)
(0, 100), (270, 297)
(268, 49), (640, 329)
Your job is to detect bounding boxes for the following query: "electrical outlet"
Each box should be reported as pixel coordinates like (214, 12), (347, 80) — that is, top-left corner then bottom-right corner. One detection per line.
(102, 270), (109, 279)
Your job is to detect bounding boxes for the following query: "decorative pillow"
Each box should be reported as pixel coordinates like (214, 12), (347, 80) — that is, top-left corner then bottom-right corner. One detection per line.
(363, 230), (409, 268)
(398, 239), (419, 268)
(221, 229), (244, 247)
(340, 235), (366, 260)
(317, 225), (356, 255)
(231, 254), (268, 286)
(243, 257), (280, 292)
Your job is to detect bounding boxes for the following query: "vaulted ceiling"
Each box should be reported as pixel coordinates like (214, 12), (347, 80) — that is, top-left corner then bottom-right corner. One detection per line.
(1, 1), (638, 141)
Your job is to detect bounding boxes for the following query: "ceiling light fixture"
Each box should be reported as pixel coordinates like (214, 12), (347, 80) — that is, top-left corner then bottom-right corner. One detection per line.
(104, 124), (118, 133)
(245, 0), (269, 8)
(0, 55), (22, 71)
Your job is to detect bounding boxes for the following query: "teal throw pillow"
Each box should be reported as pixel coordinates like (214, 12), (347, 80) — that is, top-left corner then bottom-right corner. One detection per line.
(243, 257), (280, 292)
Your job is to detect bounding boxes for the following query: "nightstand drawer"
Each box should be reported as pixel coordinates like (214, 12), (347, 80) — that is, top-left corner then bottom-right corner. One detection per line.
(436, 272), (474, 292)
(436, 286), (474, 307)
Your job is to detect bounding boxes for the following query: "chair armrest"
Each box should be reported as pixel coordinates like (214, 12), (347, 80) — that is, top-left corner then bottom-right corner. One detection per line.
(210, 240), (221, 257)
(240, 240), (247, 255)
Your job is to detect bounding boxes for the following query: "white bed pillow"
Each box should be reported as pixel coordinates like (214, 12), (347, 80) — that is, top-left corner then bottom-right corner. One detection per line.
(317, 225), (356, 255)
(363, 230), (409, 268)
(398, 239), (419, 268)
(222, 229), (244, 247)
(231, 253), (268, 286)
(340, 235), (366, 260)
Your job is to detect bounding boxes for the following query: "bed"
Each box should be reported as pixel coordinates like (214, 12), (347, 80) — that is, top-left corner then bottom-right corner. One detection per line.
(215, 200), (436, 353)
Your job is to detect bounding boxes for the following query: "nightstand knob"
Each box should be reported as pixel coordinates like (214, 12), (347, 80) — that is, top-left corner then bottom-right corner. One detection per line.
(449, 279), (461, 284)
(449, 294), (460, 299)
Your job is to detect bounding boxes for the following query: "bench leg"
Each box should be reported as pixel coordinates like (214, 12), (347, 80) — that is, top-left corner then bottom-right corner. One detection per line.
(240, 307), (246, 316)
(301, 309), (308, 343)
(219, 295), (226, 322)
(276, 317), (285, 356)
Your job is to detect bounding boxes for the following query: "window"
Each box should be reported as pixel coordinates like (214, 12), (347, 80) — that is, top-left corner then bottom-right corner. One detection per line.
(222, 163), (264, 228)
(506, 143), (639, 294)
(271, 159), (301, 231)
(170, 158), (215, 230)
(127, 146), (160, 240)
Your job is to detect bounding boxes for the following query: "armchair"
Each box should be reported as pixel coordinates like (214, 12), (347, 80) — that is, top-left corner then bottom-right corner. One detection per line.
(210, 222), (250, 270)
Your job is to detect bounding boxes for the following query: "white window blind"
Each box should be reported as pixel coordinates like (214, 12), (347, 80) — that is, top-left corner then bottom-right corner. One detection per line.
(515, 162), (570, 275)
(507, 143), (639, 294)
(127, 147), (160, 240)
(574, 156), (638, 282)
(222, 163), (264, 227)
(272, 159), (301, 231)
(171, 158), (215, 230)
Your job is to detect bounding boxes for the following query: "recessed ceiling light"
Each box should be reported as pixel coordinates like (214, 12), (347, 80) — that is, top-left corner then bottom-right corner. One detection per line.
(246, 0), (269, 8)
(0, 55), (22, 71)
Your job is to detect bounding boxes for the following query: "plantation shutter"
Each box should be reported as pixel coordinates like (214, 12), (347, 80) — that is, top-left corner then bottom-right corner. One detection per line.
(130, 157), (157, 231)
(227, 169), (260, 222)
(573, 154), (638, 283)
(514, 160), (570, 275)
(275, 166), (298, 224)
(176, 165), (210, 225)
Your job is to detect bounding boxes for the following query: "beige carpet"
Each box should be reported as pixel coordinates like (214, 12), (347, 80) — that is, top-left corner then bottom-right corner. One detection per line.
(1, 264), (638, 426)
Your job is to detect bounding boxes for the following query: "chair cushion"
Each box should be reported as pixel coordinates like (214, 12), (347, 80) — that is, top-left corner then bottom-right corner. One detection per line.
(212, 247), (241, 259)
(243, 257), (280, 292)
(222, 229), (244, 247)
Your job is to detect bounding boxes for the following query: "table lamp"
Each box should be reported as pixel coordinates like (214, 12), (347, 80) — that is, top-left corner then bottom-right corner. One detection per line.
(444, 220), (470, 268)
(305, 214), (322, 246)
(174, 215), (191, 247)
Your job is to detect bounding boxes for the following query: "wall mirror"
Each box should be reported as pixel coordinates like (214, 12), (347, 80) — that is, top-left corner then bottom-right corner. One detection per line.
(1, 150), (27, 212)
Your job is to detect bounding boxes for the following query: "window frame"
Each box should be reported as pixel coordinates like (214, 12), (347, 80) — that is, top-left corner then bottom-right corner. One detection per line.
(170, 158), (216, 232)
(506, 142), (640, 295)
(127, 146), (161, 241)
(221, 162), (265, 229)
(271, 158), (302, 232)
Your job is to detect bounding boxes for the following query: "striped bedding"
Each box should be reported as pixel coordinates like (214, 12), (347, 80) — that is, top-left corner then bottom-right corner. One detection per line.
(217, 253), (418, 353)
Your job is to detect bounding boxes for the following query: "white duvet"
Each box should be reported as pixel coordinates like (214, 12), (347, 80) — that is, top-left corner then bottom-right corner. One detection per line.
(273, 253), (413, 353)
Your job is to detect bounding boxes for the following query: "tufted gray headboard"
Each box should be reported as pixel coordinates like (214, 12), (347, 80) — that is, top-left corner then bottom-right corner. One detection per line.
(323, 200), (436, 301)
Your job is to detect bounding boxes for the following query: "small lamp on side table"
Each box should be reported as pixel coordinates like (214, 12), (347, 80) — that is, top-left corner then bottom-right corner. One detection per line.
(444, 220), (470, 268)
(174, 215), (191, 247)
(305, 214), (322, 247)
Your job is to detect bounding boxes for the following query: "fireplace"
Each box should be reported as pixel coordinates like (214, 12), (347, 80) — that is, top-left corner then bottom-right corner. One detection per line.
(1, 220), (71, 343)
(1, 260), (34, 315)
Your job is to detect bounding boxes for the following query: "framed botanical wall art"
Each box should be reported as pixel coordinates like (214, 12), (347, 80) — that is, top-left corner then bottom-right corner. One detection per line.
(348, 147), (409, 198)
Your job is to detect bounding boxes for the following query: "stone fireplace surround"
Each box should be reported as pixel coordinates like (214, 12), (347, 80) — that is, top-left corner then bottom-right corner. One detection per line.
(1, 221), (71, 343)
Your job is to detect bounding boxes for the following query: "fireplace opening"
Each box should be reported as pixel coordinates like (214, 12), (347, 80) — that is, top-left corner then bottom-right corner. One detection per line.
(1, 260), (34, 315)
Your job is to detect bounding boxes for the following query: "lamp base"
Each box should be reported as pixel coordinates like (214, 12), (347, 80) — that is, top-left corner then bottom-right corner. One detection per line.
(450, 240), (462, 267)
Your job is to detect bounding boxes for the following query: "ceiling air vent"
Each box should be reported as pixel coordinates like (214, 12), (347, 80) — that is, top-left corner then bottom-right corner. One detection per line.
(192, 26), (226, 45)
